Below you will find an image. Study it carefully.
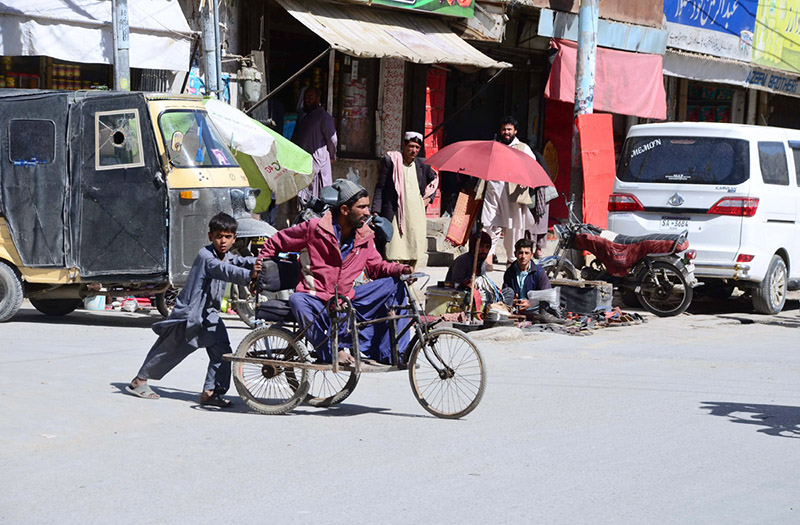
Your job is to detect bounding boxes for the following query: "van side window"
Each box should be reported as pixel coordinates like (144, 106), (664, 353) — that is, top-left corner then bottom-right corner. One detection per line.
(758, 142), (789, 186)
(95, 109), (145, 171)
(8, 119), (55, 165)
(791, 147), (800, 186)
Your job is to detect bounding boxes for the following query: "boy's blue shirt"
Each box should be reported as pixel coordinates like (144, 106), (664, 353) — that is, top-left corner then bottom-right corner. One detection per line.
(152, 244), (256, 345)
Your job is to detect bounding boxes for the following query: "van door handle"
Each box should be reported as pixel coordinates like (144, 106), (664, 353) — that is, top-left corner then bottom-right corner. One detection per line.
(153, 171), (165, 189)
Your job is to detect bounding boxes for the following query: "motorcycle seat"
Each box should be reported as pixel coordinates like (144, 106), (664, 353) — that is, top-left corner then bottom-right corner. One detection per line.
(612, 232), (685, 245)
(575, 233), (690, 277)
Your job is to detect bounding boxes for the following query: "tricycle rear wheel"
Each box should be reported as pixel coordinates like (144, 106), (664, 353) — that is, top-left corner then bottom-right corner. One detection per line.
(305, 360), (360, 407)
(232, 326), (309, 414)
(408, 327), (485, 419)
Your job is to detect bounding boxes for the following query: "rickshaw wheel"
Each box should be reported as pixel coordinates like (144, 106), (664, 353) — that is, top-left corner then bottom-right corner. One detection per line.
(305, 346), (360, 407)
(232, 326), (310, 415)
(408, 327), (486, 419)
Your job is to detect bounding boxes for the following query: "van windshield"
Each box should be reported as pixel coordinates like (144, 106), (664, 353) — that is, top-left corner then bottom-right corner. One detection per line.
(158, 110), (238, 168)
(618, 136), (749, 185)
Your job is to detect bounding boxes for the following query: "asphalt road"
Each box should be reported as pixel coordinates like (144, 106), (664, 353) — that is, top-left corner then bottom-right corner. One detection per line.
(1, 292), (799, 524)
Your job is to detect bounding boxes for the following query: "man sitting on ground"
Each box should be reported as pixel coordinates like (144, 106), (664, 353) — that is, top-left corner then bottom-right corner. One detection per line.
(502, 238), (563, 323)
(446, 231), (501, 308)
(258, 179), (412, 365)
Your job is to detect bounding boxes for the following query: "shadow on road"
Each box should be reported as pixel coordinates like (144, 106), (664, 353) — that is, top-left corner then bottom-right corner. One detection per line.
(12, 307), (252, 331)
(14, 307), (160, 328)
(689, 297), (799, 316)
(294, 404), (431, 419)
(111, 382), (430, 419)
(700, 401), (800, 439)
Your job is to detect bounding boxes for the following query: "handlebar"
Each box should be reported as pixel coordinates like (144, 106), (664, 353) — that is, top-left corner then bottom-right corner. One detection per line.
(400, 272), (428, 282)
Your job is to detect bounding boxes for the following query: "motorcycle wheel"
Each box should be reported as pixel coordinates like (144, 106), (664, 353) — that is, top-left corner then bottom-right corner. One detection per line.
(635, 261), (693, 317)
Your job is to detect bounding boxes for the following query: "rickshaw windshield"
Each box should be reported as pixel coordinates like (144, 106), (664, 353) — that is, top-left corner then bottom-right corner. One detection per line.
(158, 110), (239, 168)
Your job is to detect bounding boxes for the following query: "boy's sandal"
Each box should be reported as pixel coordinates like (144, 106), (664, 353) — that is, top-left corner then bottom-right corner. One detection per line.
(125, 383), (159, 399)
(200, 393), (232, 408)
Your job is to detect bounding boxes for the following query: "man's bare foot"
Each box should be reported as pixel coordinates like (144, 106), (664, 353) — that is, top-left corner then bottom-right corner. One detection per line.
(338, 350), (355, 365)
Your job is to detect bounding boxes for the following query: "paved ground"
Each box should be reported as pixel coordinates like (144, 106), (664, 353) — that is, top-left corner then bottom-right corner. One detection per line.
(1, 273), (799, 523)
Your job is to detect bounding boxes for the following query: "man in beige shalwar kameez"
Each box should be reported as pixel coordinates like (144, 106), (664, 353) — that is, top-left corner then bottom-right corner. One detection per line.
(372, 132), (437, 266)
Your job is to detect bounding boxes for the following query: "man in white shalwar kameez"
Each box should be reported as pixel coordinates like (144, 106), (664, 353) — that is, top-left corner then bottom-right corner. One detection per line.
(481, 117), (538, 268)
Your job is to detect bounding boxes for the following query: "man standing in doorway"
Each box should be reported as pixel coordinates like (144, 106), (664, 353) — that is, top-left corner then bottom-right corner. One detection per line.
(292, 87), (337, 202)
(481, 116), (537, 268)
(372, 131), (437, 265)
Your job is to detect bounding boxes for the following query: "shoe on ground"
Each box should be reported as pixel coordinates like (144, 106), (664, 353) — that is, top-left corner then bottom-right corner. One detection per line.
(531, 309), (568, 325)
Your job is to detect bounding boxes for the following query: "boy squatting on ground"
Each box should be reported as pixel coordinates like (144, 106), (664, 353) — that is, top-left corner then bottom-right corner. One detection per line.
(125, 213), (262, 407)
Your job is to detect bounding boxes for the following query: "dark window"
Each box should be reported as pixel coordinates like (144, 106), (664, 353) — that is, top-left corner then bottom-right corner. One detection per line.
(758, 142), (789, 186)
(8, 119), (55, 164)
(617, 136), (749, 185)
(791, 147), (800, 186)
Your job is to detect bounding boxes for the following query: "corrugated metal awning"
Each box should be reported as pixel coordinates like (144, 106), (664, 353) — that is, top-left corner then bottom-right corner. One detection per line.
(664, 49), (800, 99)
(0, 0), (194, 71)
(275, 0), (510, 69)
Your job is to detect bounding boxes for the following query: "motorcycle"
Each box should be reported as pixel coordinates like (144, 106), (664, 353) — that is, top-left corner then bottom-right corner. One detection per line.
(540, 199), (699, 317)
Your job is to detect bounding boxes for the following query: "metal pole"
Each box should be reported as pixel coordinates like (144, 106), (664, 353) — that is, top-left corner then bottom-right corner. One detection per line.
(327, 49), (335, 115)
(201, 0), (219, 98)
(111, 0), (131, 91)
(569, 0), (598, 221)
(213, 0), (223, 100)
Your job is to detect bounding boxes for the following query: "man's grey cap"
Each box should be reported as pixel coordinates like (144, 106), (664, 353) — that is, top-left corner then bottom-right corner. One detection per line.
(320, 178), (366, 207)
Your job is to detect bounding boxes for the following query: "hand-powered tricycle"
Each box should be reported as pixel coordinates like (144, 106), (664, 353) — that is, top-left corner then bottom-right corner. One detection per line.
(223, 272), (486, 419)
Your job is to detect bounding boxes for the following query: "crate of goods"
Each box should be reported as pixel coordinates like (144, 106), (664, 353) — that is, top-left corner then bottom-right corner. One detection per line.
(550, 278), (613, 314)
(425, 285), (467, 316)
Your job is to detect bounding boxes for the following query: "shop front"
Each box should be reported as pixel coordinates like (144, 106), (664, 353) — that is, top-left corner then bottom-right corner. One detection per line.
(247, 0), (508, 226)
(0, 0), (193, 92)
(662, 0), (800, 129)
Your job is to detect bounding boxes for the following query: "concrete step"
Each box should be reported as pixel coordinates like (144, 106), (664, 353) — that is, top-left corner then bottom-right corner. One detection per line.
(425, 251), (455, 267)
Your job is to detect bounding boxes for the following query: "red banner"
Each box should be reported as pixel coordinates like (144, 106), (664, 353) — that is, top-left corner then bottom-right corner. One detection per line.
(576, 113), (616, 229)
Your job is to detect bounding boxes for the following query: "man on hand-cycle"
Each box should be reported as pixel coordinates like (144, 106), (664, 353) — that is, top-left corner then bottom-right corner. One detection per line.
(258, 179), (413, 365)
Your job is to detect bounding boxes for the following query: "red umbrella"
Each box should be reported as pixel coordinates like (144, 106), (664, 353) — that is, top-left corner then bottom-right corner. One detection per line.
(424, 140), (554, 188)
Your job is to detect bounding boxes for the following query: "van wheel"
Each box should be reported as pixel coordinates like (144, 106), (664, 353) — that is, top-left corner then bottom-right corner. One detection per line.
(0, 261), (24, 322)
(752, 255), (787, 315)
(30, 298), (82, 317)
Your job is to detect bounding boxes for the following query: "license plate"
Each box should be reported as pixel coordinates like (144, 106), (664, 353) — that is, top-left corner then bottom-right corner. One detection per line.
(660, 216), (689, 230)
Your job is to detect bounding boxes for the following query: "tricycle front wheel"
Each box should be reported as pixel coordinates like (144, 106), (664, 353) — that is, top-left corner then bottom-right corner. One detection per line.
(408, 327), (486, 419)
(232, 326), (309, 414)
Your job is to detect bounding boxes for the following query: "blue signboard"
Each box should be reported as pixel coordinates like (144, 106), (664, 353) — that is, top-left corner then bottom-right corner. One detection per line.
(664, 0), (756, 36)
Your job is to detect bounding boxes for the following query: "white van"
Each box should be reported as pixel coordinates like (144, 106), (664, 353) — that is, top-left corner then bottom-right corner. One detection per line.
(608, 122), (800, 314)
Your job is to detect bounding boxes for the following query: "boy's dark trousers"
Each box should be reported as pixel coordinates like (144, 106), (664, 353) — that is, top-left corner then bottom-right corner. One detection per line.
(137, 319), (232, 394)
